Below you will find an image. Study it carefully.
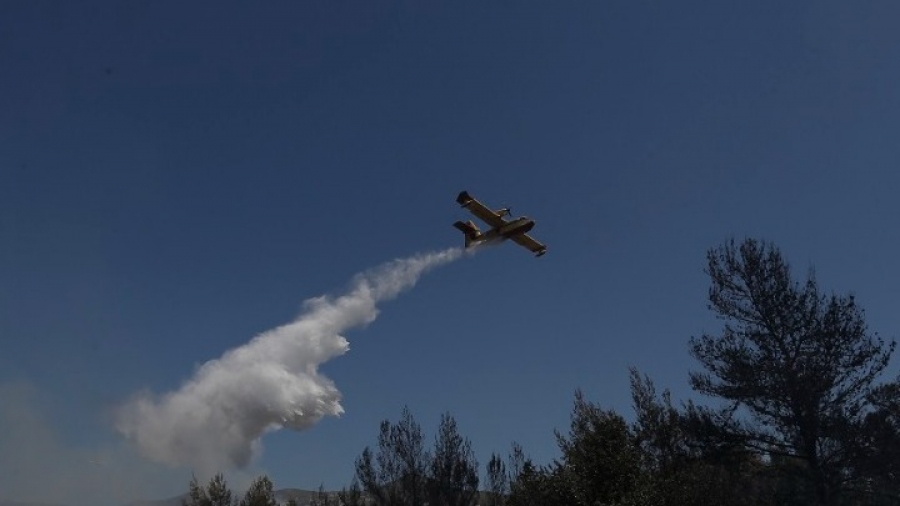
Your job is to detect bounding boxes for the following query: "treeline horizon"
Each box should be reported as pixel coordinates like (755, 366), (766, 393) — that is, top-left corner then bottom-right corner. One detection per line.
(185, 238), (900, 506)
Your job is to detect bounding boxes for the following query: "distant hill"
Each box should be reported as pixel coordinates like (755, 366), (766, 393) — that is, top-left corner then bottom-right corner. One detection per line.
(122, 488), (331, 506)
(1, 488), (336, 506)
(275, 488), (340, 505)
(124, 494), (186, 506)
(0, 502), (65, 506)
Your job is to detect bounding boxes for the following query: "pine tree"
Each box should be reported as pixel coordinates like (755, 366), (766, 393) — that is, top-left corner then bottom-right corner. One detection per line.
(690, 238), (896, 505)
(337, 478), (365, 506)
(484, 453), (508, 506)
(309, 483), (334, 506)
(183, 473), (235, 506)
(428, 413), (479, 506)
(355, 406), (430, 506)
(553, 390), (640, 506)
(239, 476), (277, 506)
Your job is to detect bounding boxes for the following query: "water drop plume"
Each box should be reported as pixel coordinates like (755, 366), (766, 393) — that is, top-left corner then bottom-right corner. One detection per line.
(116, 248), (462, 473)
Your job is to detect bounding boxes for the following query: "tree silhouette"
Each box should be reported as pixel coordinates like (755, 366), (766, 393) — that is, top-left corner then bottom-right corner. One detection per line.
(484, 453), (508, 506)
(356, 406), (430, 506)
(690, 238), (896, 505)
(428, 413), (479, 506)
(553, 389), (640, 506)
(183, 473), (235, 506)
(238, 475), (276, 506)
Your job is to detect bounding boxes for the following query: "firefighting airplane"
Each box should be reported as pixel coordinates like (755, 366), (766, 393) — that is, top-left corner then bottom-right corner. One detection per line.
(453, 191), (547, 257)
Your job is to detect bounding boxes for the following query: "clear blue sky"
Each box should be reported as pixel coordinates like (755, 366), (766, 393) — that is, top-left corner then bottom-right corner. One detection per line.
(2, 1), (900, 504)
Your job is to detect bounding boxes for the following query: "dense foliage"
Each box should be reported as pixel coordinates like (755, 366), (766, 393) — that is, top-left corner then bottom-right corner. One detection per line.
(182, 239), (899, 506)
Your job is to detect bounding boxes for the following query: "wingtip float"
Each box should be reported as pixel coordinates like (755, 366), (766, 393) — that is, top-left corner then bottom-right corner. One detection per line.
(453, 190), (547, 257)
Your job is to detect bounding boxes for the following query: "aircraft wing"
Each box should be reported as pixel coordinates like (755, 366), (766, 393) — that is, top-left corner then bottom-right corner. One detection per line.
(512, 233), (547, 257)
(456, 191), (506, 228)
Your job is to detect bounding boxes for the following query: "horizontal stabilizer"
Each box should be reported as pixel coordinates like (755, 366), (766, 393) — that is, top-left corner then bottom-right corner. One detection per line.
(452, 220), (479, 234)
(452, 220), (481, 248)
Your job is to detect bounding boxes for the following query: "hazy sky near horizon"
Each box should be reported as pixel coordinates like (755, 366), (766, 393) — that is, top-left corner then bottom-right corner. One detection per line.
(3, 1), (900, 504)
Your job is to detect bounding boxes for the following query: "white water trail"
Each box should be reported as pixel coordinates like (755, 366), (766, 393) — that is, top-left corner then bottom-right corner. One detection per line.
(115, 248), (462, 473)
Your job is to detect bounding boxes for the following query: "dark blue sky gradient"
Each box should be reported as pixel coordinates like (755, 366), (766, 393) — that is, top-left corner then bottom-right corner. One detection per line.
(2, 2), (900, 502)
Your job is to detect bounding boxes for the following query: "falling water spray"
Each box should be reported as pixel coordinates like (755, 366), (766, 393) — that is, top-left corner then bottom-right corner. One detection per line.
(115, 248), (462, 473)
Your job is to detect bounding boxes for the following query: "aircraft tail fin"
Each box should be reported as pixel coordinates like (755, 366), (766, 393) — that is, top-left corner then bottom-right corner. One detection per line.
(453, 220), (482, 248)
